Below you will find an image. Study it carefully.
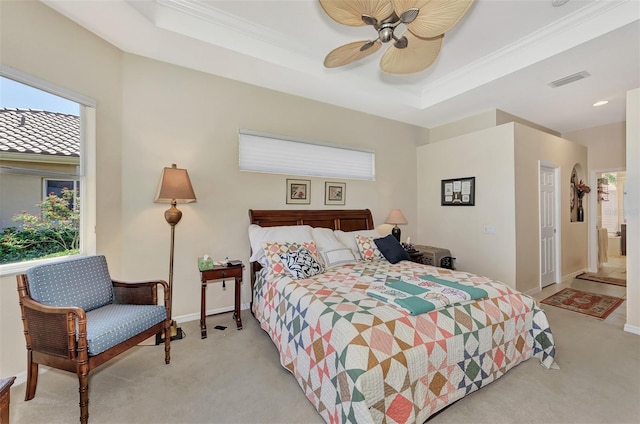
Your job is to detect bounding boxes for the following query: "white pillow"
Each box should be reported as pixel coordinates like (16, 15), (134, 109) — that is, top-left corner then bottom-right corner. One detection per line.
(311, 227), (348, 250)
(319, 248), (358, 268)
(334, 229), (381, 260)
(248, 224), (313, 265)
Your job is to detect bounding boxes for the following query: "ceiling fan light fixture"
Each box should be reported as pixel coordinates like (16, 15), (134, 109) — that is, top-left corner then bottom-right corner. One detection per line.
(320, 0), (394, 27)
(321, 0), (474, 74)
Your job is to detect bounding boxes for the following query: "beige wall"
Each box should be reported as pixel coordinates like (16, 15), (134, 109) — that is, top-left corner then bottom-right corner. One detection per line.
(625, 88), (639, 333)
(0, 1), (422, 378)
(563, 122), (626, 171)
(118, 53), (423, 321)
(417, 122), (588, 294)
(427, 109), (558, 144)
(417, 124), (517, 287)
(514, 124), (588, 293)
(1, 0), (123, 379)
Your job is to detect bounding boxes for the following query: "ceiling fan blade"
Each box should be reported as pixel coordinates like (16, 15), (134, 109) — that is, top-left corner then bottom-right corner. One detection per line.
(324, 40), (383, 68)
(380, 32), (443, 74)
(391, 0), (474, 38)
(319, 0), (395, 27)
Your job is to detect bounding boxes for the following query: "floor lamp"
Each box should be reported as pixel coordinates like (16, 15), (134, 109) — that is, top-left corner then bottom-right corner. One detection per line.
(155, 164), (196, 341)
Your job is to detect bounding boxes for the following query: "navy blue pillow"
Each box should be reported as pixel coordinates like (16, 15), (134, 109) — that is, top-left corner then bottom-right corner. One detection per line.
(374, 234), (410, 264)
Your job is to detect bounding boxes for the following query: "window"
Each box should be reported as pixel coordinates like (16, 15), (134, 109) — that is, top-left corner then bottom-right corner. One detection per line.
(238, 130), (375, 180)
(0, 67), (96, 274)
(44, 179), (80, 209)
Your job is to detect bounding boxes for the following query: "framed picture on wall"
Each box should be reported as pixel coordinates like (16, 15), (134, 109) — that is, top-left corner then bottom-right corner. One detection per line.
(324, 182), (346, 205)
(441, 177), (475, 206)
(286, 179), (311, 204)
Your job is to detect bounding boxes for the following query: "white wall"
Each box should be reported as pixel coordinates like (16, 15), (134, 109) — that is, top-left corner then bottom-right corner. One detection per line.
(625, 88), (639, 334)
(417, 124), (517, 287)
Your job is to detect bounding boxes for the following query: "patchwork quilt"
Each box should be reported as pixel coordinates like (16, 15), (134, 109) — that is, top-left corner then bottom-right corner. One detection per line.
(253, 259), (556, 424)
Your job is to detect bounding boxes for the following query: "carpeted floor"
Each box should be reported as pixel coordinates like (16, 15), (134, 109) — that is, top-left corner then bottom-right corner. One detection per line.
(8, 303), (640, 424)
(576, 272), (626, 286)
(541, 287), (625, 319)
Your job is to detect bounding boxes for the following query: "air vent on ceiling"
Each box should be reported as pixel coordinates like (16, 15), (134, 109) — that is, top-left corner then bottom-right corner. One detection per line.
(548, 71), (591, 88)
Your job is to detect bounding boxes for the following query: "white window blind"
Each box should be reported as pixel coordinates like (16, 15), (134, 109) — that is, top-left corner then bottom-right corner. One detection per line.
(239, 130), (375, 180)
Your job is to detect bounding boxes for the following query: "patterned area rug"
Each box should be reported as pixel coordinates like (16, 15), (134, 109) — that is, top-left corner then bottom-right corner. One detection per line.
(576, 273), (626, 287)
(541, 288), (624, 319)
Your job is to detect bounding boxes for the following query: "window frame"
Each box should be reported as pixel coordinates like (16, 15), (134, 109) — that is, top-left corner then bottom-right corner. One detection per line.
(0, 66), (96, 275)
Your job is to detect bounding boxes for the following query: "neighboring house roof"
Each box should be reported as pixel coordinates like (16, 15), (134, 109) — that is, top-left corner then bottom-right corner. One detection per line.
(0, 108), (79, 157)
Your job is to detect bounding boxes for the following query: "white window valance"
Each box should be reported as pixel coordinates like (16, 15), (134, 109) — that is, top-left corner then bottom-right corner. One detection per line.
(238, 130), (375, 181)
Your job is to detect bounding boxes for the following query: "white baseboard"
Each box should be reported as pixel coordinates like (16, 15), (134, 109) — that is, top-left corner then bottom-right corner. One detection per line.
(624, 323), (640, 336)
(562, 269), (586, 284)
(174, 302), (251, 324)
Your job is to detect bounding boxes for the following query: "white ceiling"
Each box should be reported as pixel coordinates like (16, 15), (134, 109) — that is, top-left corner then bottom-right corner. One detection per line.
(43, 0), (640, 133)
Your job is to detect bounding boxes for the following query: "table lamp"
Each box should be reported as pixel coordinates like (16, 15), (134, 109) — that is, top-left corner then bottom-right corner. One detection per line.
(385, 209), (407, 242)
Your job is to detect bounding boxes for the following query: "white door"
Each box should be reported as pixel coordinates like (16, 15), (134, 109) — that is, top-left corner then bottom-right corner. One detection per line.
(540, 166), (557, 287)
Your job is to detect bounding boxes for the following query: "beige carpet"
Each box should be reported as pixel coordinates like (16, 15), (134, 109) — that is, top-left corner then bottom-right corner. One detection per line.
(9, 306), (640, 424)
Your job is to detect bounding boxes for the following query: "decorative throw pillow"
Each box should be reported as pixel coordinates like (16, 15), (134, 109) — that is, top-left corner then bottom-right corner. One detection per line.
(355, 234), (384, 261)
(374, 234), (410, 264)
(279, 246), (324, 279)
(335, 229), (381, 260)
(262, 241), (319, 276)
(319, 248), (358, 268)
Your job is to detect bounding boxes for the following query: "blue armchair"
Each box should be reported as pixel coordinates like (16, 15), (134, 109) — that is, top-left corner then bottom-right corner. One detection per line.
(16, 255), (171, 424)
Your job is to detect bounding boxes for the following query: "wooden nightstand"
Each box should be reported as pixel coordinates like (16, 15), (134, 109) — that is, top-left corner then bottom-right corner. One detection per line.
(200, 262), (244, 339)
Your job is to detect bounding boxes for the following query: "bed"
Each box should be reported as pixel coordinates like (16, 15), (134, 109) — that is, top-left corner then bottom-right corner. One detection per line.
(248, 209), (556, 424)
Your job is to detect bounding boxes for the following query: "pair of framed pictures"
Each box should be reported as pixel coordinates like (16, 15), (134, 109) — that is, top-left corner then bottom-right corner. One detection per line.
(286, 179), (345, 205)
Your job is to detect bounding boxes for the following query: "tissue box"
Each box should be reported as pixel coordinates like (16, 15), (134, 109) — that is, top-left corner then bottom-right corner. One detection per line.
(198, 257), (215, 271)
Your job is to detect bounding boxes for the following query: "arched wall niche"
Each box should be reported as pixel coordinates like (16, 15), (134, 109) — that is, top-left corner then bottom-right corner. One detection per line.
(570, 163), (586, 222)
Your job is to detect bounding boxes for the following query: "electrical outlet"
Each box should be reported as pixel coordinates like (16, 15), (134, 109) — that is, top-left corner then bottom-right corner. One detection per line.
(483, 225), (496, 234)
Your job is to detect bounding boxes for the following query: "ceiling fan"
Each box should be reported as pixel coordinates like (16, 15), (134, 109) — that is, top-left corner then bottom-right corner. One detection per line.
(319, 0), (474, 74)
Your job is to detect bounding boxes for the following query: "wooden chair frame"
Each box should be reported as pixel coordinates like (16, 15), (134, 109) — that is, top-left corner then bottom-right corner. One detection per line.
(16, 274), (171, 424)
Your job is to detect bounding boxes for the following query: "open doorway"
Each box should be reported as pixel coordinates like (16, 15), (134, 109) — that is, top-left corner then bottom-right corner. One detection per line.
(594, 171), (627, 282)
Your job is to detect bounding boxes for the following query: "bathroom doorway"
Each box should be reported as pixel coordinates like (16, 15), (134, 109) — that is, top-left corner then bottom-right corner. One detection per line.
(595, 171), (627, 281)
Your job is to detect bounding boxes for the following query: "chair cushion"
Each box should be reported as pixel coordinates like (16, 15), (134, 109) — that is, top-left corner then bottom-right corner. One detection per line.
(84, 304), (167, 356)
(27, 255), (114, 312)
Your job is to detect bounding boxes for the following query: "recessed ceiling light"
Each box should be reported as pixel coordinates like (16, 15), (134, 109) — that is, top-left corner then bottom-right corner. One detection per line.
(593, 100), (609, 107)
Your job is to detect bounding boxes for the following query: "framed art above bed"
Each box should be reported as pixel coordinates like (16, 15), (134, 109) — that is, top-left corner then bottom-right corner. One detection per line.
(286, 179), (310, 204)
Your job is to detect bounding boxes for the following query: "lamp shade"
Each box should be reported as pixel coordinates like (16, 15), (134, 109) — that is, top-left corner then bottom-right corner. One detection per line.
(155, 164), (196, 203)
(385, 209), (408, 225)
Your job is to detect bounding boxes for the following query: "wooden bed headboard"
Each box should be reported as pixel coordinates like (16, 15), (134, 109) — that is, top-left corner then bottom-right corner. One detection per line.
(248, 209), (375, 290)
(249, 209), (374, 232)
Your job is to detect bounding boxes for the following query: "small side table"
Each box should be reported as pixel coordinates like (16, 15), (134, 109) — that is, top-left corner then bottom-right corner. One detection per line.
(406, 250), (424, 264)
(0, 376), (16, 424)
(200, 262), (244, 339)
